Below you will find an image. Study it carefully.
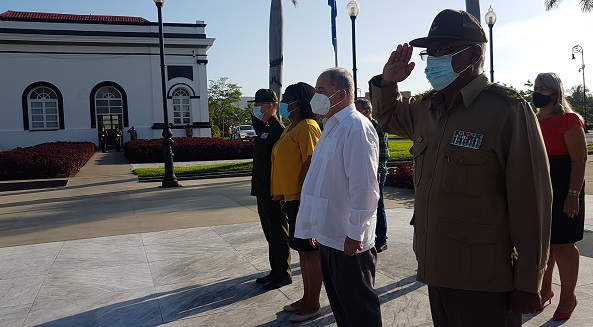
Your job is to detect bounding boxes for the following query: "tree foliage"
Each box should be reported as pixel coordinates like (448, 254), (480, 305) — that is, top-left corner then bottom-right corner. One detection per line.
(522, 79), (534, 104)
(412, 88), (435, 100)
(207, 77), (246, 137)
(566, 84), (592, 123)
(545, 0), (593, 12)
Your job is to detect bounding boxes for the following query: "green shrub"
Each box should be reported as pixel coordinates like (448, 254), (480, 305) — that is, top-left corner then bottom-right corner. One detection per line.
(211, 125), (221, 138)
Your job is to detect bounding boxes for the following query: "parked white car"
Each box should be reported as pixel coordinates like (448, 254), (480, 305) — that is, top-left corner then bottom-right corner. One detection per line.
(231, 125), (256, 141)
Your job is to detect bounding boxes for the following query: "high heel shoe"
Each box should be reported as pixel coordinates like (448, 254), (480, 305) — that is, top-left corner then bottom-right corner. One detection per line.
(536, 290), (554, 311)
(552, 297), (578, 321)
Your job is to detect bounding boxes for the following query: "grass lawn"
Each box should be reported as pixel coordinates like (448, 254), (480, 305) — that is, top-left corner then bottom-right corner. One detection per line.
(135, 141), (413, 178)
(135, 140), (591, 177)
(388, 139), (413, 161)
(135, 161), (253, 178)
(388, 140), (593, 160)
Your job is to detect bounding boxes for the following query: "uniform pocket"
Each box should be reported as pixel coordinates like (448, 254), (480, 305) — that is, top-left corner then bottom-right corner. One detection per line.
(409, 141), (427, 187)
(441, 144), (489, 197)
(436, 218), (498, 282)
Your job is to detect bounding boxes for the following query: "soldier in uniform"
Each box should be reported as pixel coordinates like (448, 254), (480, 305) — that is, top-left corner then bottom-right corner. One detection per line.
(99, 125), (108, 153)
(249, 89), (292, 291)
(369, 9), (552, 326)
(127, 126), (138, 141)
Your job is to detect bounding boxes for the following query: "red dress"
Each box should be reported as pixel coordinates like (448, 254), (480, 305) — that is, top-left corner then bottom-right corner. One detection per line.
(539, 113), (585, 244)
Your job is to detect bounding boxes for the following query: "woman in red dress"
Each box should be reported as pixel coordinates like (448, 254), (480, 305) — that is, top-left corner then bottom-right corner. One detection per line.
(534, 72), (586, 321)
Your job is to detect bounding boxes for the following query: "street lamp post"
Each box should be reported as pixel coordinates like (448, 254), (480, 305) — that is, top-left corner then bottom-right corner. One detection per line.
(346, 0), (359, 98)
(572, 45), (587, 129)
(154, 0), (179, 187)
(485, 6), (497, 83)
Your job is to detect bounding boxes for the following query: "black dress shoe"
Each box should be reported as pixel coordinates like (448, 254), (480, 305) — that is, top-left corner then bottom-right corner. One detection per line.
(263, 276), (292, 291)
(255, 273), (274, 284)
(376, 244), (388, 253)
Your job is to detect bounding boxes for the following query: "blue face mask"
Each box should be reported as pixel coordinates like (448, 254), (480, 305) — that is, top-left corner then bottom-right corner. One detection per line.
(252, 106), (265, 121)
(424, 47), (471, 91)
(278, 100), (298, 118)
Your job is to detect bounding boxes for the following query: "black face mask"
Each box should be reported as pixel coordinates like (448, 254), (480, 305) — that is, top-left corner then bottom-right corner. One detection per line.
(532, 92), (553, 108)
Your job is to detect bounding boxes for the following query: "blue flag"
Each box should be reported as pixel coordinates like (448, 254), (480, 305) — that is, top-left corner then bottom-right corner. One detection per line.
(328, 0), (337, 49)
(328, 0), (338, 66)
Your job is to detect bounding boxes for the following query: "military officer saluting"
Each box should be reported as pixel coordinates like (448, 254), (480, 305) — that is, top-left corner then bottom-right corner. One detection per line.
(369, 8), (552, 327)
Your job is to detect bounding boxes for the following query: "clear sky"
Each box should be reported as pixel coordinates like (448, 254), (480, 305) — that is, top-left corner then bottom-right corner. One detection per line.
(2, 0), (590, 98)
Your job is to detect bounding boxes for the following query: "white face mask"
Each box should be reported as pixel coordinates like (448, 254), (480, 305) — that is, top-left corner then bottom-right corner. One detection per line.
(310, 91), (340, 116)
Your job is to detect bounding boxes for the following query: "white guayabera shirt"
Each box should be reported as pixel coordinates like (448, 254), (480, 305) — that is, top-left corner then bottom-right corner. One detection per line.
(295, 104), (380, 252)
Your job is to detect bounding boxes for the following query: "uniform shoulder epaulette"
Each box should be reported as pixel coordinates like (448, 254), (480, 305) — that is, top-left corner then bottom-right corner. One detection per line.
(420, 90), (437, 101)
(484, 83), (524, 103)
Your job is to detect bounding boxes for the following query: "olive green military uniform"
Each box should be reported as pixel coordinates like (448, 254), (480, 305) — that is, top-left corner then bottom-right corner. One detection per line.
(370, 73), (552, 325)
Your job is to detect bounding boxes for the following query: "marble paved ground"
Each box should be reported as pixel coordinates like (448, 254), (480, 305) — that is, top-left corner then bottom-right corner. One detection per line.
(1, 204), (592, 326)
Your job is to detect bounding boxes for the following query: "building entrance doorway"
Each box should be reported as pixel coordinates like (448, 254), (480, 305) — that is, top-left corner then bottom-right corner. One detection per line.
(98, 114), (123, 151)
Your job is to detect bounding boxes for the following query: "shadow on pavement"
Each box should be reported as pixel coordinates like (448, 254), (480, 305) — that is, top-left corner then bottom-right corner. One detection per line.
(34, 268), (422, 326)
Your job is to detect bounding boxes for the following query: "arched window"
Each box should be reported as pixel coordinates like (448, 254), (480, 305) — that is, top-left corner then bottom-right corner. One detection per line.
(172, 87), (191, 125)
(89, 82), (128, 128)
(95, 87), (123, 115)
(29, 87), (59, 130)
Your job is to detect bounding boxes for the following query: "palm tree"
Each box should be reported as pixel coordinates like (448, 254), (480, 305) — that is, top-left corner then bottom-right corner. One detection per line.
(545, 0), (593, 12)
(269, 0), (297, 99)
(465, 0), (481, 22)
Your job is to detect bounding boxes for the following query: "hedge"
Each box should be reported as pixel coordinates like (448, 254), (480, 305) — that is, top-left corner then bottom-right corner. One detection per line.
(386, 161), (414, 189)
(123, 137), (254, 163)
(0, 142), (96, 181)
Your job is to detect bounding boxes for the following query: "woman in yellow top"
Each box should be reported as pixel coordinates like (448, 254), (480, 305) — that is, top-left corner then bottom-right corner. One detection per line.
(271, 82), (322, 323)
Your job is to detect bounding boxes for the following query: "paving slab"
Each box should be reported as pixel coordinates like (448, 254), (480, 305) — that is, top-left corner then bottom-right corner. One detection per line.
(0, 150), (591, 326)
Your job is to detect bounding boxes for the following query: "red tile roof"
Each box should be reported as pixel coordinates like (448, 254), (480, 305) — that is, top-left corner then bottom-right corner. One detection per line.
(0, 10), (149, 23)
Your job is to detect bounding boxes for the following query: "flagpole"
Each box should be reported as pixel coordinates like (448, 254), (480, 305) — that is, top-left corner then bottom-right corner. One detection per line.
(334, 44), (338, 67)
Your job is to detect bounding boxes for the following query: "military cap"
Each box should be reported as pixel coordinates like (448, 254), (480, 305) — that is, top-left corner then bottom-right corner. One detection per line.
(409, 9), (487, 48)
(248, 89), (278, 103)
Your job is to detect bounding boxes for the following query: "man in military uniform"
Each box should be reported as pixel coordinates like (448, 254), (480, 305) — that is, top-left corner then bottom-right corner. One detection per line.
(249, 89), (292, 291)
(99, 125), (108, 153)
(369, 9), (552, 326)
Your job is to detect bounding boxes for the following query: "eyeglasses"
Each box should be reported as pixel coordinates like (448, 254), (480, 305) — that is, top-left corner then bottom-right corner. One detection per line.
(419, 45), (473, 61)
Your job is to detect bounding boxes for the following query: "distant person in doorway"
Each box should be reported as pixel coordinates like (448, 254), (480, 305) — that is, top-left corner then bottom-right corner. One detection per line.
(99, 125), (108, 153)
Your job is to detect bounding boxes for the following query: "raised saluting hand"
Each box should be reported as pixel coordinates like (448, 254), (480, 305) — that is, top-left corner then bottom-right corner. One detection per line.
(381, 43), (415, 87)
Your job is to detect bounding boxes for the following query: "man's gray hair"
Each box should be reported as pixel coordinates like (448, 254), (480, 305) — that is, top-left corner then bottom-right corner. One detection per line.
(354, 98), (372, 110)
(476, 43), (486, 69)
(322, 67), (355, 102)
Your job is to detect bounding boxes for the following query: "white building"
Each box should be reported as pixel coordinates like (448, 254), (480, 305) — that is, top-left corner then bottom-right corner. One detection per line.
(0, 10), (215, 150)
(237, 97), (255, 111)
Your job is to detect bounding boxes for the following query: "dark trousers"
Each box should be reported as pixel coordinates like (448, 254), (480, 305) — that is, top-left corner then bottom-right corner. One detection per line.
(99, 136), (107, 152)
(428, 285), (521, 327)
(375, 167), (388, 246)
(256, 196), (290, 279)
(282, 200), (317, 251)
(319, 245), (382, 327)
